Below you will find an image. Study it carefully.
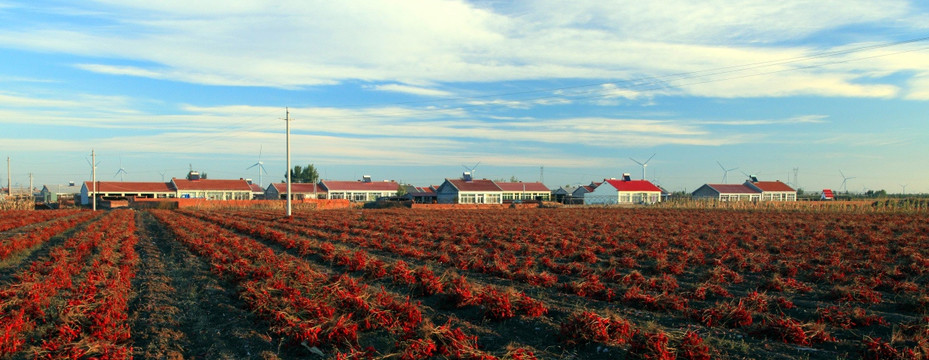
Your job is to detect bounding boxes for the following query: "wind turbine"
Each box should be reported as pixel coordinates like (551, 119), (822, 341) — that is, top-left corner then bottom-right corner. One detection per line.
(629, 153), (656, 180)
(247, 146), (269, 187)
(900, 184), (907, 196)
(717, 161), (738, 183)
(114, 158), (127, 182)
(462, 161), (481, 178)
(159, 171), (167, 182)
(839, 170), (855, 194)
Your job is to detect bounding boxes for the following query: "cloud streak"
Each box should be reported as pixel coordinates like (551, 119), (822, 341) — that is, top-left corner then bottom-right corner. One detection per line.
(0, 1), (926, 99)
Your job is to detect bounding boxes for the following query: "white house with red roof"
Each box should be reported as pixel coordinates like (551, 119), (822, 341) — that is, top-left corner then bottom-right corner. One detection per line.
(170, 178), (253, 200)
(436, 174), (503, 204)
(496, 182), (551, 202)
(821, 189), (835, 200)
(746, 181), (797, 201)
(319, 176), (399, 202)
(80, 181), (176, 205)
(691, 183), (761, 201)
(583, 175), (662, 205)
(265, 183), (327, 200)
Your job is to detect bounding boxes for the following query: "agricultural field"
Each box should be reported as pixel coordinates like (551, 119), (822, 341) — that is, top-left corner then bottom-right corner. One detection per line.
(0, 207), (927, 359)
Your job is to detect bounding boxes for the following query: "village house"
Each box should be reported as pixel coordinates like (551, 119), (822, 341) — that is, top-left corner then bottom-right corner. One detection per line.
(584, 174), (662, 205)
(435, 173), (503, 204)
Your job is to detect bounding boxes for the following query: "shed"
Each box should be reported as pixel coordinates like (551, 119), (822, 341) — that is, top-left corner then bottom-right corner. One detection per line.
(40, 184), (81, 204)
(402, 185), (437, 203)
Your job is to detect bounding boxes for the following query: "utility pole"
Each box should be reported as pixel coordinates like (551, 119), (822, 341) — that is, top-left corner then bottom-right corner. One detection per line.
(540, 165), (544, 184)
(91, 149), (97, 211)
(284, 108), (292, 217)
(6, 157), (10, 196)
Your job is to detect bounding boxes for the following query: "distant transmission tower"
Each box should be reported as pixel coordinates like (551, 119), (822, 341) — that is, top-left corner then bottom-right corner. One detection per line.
(792, 167), (799, 188)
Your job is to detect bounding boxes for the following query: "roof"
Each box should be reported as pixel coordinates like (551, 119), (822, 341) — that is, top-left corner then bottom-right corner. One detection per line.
(750, 181), (795, 192)
(702, 184), (761, 194)
(270, 183), (327, 194)
(822, 189), (835, 199)
(495, 182), (550, 192)
(601, 179), (662, 192)
(249, 183), (264, 192)
(172, 179), (252, 191)
(321, 180), (399, 192)
(407, 186), (436, 195)
(444, 179), (503, 192)
(42, 184), (82, 194)
(84, 181), (174, 193)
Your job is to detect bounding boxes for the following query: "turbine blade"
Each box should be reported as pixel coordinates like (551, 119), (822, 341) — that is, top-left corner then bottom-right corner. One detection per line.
(645, 153), (656, 164)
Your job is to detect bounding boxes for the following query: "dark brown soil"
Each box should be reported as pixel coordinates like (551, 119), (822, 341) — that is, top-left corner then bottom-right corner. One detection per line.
(130, 211), (301, 359)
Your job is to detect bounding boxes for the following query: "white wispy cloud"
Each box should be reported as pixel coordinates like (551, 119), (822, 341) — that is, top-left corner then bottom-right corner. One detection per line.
(697, 115), (829, 126)
(0, 1), (925, 99)
(368, 84), (454, 97)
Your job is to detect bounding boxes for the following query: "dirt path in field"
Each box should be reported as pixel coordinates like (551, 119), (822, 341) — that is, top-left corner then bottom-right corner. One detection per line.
(131, 211), (294, 359)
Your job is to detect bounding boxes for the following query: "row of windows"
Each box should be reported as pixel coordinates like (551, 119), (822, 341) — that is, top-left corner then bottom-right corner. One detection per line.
(179, 191), (251, 200)
(502, 192), (551, 201)
(718, 193), (797, 201)
(718, 194), (761, 202)
(618, 193), (661, 203)
(328, 191), (393, 202)
(459, 193), (502, 204)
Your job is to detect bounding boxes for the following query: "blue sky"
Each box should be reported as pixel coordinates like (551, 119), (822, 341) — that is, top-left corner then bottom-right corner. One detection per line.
(1, 1), (928, 194)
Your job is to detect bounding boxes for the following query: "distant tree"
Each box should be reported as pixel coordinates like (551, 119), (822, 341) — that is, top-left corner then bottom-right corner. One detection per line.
(396, 184), (408, 197)
(284, 164), (319, 183)
(493, 176), (521, 182)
